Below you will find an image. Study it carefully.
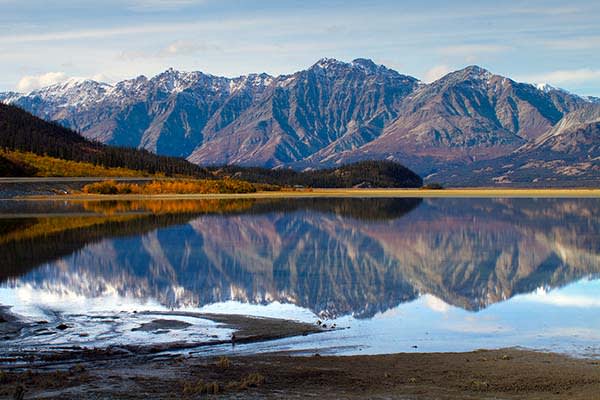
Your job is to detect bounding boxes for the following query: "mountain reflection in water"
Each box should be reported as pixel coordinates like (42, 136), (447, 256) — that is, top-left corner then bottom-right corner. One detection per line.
(1, 197), (599, 319)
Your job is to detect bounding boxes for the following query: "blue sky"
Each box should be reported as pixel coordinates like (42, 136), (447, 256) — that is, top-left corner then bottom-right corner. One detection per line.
(2, 0), (600, 96)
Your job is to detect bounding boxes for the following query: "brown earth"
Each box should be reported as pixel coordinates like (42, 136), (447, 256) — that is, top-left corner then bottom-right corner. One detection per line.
(1, 349), (600, 399)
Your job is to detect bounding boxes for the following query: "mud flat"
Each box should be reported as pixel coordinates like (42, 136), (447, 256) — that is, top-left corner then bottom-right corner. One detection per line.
(0, 308), (323, 366)
(1, 348), (600, 399)
(2, 307), (600, 399)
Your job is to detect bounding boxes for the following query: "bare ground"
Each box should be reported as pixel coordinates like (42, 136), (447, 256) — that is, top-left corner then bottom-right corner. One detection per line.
(1, 349), (600, 399)
(2, 307), (600, 399)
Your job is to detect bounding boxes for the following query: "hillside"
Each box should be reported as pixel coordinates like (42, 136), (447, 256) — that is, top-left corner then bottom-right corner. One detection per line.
(214, 160), (422, 188)
(3, 59), (599, 187)
(0, 149), (147, 178)
(0, 103), (211, 178)
(0, 153), (37, 176)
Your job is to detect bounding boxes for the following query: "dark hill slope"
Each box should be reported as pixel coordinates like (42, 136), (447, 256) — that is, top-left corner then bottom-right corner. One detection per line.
(0, 103), (211, 177)
(214, 160), (422, 188)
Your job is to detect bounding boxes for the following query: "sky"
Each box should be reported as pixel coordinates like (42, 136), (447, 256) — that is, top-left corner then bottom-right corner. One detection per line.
(1, 0), (600, 96)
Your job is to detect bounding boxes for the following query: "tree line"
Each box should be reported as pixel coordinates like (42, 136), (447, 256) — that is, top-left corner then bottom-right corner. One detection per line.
(211, 160), (422, 188)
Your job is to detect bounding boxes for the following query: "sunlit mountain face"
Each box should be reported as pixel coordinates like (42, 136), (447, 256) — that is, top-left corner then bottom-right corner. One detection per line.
(1, 198), (599, 318)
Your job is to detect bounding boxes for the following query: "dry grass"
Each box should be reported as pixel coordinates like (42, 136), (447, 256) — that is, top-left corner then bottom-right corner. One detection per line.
(239, 373), (266, 389)
(80, 199), (256, 215)
(182, 379), (221, 396)
(0, 149), (148, 178)
(0, 215), (136, 245)
(216, 356), (231, 369)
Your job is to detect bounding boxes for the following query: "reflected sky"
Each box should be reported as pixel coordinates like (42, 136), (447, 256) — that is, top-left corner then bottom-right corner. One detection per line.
(0, 197), (599, 356)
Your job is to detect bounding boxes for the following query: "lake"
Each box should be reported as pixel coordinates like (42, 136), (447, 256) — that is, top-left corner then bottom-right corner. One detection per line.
(1, 197), (599, 359)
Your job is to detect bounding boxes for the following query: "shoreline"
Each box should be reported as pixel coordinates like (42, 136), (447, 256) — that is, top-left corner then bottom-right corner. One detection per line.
(1, 177), (599, 199)
(0, 307), (324, 368)
(2, 307), (600, 399)
(12, 187), (600, 201)
(2, 348), (599, 399)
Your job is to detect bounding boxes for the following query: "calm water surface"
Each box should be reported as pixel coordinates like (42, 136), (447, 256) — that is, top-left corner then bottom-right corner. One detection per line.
(1, 197), (599, 357)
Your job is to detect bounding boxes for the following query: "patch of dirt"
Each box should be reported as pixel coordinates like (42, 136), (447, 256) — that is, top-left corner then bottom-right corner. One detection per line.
(2, 349), (600, 399)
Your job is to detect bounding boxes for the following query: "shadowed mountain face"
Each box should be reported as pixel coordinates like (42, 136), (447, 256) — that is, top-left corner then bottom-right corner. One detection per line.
(3, 59), (598, 184)
(2, 198), (599, 318)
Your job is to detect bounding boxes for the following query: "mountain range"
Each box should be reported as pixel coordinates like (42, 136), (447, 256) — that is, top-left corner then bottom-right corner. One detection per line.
(2, 58), (599, 186)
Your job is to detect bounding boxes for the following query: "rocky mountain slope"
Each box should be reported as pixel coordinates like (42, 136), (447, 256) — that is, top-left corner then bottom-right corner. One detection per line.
(431, 105), (600, 186)
(2, 59), (599, 185)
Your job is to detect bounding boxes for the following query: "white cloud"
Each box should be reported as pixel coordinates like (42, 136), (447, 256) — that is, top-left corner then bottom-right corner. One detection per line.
(127, 0), (208, 11)
(118, 40), (221, 61)
(508, 6), (583, 16)
(423, 64), (452, 83)
(90, 73), (114, 83)
(438, 44), (511, 57)
(160, 40), (221, 56)
(521, 68), (600, 85)
(15, 71), (114, 92)
(422, 294), (450, 313)
(520, 287), (600, 308)
(16, 71), (68, 92)
(544, 36), (600, 50)
(0, 19), (262, 44)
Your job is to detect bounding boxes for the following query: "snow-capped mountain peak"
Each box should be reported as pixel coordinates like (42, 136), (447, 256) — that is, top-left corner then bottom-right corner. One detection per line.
(26, 78), (113, 108)
(312, 57), (347, 70)
(151, 68), (204, 93)
(535, 82), (557, 93)
(228, 73), (274, 93)
(0, 59), (597, 187)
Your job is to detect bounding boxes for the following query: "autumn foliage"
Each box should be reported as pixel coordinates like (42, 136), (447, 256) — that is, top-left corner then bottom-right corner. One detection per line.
(0, 149), (148, 177)
(81, 179), (257, 195)
(81, 199), (256, 215)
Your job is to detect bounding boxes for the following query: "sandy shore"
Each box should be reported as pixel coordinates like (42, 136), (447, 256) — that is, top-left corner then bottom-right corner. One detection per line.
(2, 349), (600, 399)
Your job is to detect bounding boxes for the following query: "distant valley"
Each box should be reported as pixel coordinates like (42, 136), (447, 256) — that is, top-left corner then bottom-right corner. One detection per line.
(2, 58), (599, 187)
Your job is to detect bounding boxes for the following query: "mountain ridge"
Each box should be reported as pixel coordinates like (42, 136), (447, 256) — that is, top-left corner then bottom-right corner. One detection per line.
(3, 59), (599, 186)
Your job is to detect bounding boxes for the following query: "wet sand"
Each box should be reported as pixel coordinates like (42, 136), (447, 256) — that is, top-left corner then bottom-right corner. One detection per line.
(2, 349), (600, 399)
